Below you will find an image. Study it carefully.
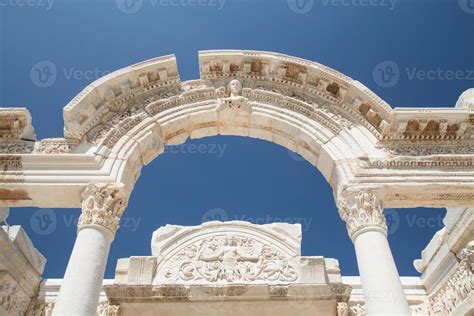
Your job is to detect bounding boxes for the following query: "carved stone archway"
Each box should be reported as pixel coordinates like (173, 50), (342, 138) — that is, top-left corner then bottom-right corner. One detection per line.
(0, 50), (472, 315)
(1, 50), (472, 209)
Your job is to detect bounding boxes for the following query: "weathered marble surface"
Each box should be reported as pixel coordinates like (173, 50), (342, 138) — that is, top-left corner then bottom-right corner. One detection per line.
(0, 51), (472, 209)
(0, 50), (472, 315)
(0, 225), (46, 315)
(104, 221), (351, 315)
(413, 207), (473, 316)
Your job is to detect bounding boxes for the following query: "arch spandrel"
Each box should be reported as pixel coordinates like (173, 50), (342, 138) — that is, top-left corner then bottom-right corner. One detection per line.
(0, 50), (473, 208)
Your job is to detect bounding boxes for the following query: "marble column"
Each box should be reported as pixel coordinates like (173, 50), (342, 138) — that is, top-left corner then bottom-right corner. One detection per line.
(53, 183), (126, 316)
(338, 189), (410, 315)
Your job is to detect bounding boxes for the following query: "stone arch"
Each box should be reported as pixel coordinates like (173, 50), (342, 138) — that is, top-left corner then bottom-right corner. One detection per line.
(7, 51), (469, 316)
(64, 51), (388, 197)
(1, 50), (471, 209)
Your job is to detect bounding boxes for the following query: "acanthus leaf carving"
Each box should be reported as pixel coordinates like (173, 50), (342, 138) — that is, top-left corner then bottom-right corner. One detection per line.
(337, 189), (387, 240)
(350, 303), (366, 316)
(336, 301), (349, 316)
(78, 183), (126, 235)
(96, 302), (120, 316)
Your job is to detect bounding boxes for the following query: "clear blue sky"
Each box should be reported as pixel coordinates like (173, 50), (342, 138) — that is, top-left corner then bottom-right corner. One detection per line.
(1, 0), (472, 278)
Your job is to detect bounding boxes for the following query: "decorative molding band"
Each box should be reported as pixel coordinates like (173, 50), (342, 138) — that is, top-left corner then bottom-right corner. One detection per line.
(386, 192), (474, 205)
(77, 183), (126, 235)
(362, 156), (474, 169)
(337, 188), (387, 241)
(32, 301), (119, 316)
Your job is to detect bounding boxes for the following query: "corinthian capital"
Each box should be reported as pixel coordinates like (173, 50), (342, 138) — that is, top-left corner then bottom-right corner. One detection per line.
(78, 183), (126, 235)
(337, 187), (387, 241)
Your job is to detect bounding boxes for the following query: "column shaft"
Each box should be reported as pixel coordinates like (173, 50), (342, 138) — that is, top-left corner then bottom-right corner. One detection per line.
(53, 183), (125, 316)
(338, 189), (411, 315)
(354, 230), (410, 315)
(53, 227), (113, 315)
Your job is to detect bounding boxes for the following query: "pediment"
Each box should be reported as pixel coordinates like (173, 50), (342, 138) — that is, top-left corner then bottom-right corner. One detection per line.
(151, 221), (302, 284)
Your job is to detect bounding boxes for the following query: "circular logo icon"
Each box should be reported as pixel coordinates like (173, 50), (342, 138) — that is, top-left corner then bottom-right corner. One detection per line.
(289, 286), (320, 310)
(116, 0), (143, 14)
(30, 209), (57, 235)
(385, 209), (400, 235)
(287, 123), (313, 162)
(201, 208), (228, 223)
(30, 60), (57, 88)
(373, 60), (400, 88)
(459, 0), (474, 14)
(287, 147), (305, 162)
(287, 0), (314, 14)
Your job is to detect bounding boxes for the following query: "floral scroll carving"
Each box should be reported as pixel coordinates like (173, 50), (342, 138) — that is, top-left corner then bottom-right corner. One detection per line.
(161, 235), (298, 283)
(78, 183), (126, 235)
(337, 189), (387, 240)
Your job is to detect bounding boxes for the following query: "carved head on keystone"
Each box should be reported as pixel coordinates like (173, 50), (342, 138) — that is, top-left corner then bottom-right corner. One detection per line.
(227, 79), (243, 97)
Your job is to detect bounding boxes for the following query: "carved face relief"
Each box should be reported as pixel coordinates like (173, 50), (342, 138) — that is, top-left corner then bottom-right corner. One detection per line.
(228, 79), (243, 97)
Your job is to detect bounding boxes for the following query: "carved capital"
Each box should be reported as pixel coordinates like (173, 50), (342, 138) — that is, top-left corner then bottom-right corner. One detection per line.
(337, 188), (387, 241)
(97, 302), (120, 316)
(336, 301), (349, 316)
(78, 183), (126, 235)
